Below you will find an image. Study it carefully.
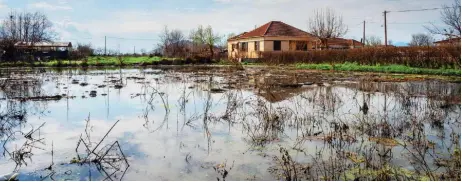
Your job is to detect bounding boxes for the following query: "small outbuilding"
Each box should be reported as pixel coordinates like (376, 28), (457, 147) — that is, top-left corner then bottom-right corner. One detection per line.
(433, 37), (461, 46)
(322, 38), (364, 49)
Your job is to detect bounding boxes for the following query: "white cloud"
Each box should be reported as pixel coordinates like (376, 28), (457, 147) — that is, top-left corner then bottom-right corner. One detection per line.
(0, 0), (7, 9)
(48, 0), (453, 52)
(213, 0), (232, 3)
(29, 1), (72, 11)
(213, 0), (292, 4)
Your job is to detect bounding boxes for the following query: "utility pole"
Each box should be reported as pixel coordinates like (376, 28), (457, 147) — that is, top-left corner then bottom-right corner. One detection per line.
(363, 20), (366, 47)
(104, 36), (107, 56)
(134, 46), (135, 55)
(383, 11), (388, 47)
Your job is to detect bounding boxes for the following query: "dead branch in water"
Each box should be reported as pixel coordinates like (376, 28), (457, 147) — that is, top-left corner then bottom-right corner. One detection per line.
(72, 115), (129, 181)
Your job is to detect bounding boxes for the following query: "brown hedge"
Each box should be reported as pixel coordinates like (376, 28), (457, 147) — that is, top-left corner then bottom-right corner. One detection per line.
(259, 46), (461, 68)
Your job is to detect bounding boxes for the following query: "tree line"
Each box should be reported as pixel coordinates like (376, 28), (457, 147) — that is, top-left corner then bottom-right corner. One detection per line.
(0, 11), (56, 61)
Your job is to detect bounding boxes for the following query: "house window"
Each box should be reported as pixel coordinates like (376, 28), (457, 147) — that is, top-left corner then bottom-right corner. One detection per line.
(254, 41), (260, 51)
(240, 42), (248, 51)
(296, 41), (308, 51)
(289, 41), (308, 51)
(273, 41), (281, 51)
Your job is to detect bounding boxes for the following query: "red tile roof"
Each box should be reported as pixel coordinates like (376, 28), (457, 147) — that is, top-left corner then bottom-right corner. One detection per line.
(434, 37), (461, 44)
(232, 21), (318, 40)
(228, 32), (247, 41)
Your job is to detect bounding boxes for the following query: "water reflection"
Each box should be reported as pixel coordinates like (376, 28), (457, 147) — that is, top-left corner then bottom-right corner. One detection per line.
(0, 67), (460, 180)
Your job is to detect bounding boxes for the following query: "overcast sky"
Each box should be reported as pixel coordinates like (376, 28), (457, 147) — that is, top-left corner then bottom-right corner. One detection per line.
(0, 0), (455, 53)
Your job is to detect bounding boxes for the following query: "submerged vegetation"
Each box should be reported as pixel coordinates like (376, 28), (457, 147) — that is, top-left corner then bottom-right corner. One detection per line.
(0, 66), (460, 180)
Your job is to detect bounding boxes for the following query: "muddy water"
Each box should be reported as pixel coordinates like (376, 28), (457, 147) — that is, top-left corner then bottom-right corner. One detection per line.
(0, 67), (460, 180)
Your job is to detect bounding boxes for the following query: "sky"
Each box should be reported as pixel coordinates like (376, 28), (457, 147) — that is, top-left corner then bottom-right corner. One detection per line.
(0, 0), (455, 53)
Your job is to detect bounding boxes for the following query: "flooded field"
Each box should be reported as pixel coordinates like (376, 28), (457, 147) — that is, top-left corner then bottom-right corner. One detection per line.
(0, 66), (460, 181)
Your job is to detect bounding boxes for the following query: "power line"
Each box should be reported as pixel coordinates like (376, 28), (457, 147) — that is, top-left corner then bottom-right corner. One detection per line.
(348, 22), (363, 27)
(389, 6), (460, 13)
(106, 36), (159, 41)
(388, 21), (437, 25)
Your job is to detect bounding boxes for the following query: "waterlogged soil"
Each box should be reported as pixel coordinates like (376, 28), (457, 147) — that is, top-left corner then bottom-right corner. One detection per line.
(0, 66), (460, 181)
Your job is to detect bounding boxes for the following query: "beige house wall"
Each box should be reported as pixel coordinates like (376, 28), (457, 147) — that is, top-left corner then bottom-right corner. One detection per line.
(263, 40), (273, 52)
(281, 41), (289, 51)
(228, 38), (265, 59)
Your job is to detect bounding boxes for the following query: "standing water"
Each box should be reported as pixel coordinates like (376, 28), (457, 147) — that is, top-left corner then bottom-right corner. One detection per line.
(0, 67), (460, 180)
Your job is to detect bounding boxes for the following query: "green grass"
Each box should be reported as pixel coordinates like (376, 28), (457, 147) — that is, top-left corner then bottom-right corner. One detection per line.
(85, 56), (163, 66)
(1, 58), (460, 76)
(295, 62), (461, 76)
(0, 56), (166, 67)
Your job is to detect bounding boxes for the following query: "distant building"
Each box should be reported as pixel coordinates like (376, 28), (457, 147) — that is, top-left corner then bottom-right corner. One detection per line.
(433, 37), (461, 46)
(227, 21), (321, 59)
(322, 38), (364, 49)
(14, 41), (73, 60)
(374, 45), (397, 48)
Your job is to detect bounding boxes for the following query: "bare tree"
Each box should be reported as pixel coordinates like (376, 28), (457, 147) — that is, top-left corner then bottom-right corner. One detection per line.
(408, 34), (434, 46)
(169, 29), (186, 57)
(308, 8), (348, 38)
(158, 25), (171, 56)
(425, 0), (461, 38)
(157, 25), (187, 58)
(365, 36), (382, 46)
(190, 25), (222, 60)
(140, 49), (147, 56)
(76, 43), (94, 57)
(151, 44), (163, 57)
(215, 33), (235, 51)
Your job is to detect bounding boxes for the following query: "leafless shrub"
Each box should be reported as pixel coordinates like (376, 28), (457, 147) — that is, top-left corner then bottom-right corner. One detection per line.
(365, 35), (383, 46)
(158, 25), (189, 58)
(260, 46), (461, 68)
(408, 34), (435, 47)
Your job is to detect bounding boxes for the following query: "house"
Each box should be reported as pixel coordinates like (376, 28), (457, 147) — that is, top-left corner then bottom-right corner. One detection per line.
(433, 37), (461, 46)
(322, 38), (364, 49)
(227, 21), (321, 59)
(14, 41), (72, 60)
